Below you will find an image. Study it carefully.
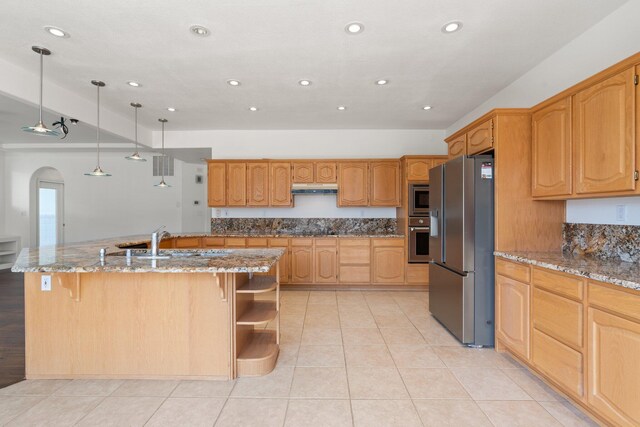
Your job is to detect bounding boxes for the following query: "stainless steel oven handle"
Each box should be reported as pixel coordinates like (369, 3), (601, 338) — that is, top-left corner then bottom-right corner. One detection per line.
(410, 227), (430, 231)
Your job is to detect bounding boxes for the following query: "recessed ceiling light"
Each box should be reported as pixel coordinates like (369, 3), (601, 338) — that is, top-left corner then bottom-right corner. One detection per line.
(167, 107), (177, 112)
(337, 106), (347, 111)
(227, 79), (241, 86)
(44, 26), (69, 38)
(442, 21), (462, 33)
(422, 105), (432, 110)
(376, 79), (389, 85)
(190, 25), (210, 37)
(127, 81), (141, 87)
(345, 22), (364, 34)
(298, 80), (312, 86)
(249, 106), (258, 112)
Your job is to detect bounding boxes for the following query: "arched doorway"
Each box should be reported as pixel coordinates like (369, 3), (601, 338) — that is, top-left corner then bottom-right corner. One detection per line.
(30, 167), (64, 247)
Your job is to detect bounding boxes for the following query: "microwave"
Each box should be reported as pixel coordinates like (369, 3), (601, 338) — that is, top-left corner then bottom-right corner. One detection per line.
(409, 184), (430, 217)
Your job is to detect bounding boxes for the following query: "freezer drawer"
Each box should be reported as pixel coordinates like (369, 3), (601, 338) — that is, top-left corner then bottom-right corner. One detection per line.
(429, 263), (475, 344)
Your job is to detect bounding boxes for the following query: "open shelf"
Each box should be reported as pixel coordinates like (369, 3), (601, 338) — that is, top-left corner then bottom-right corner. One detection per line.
(236, 330), (279, 377)
(236, 301), (277, 326)
(237, 276), (278, 294)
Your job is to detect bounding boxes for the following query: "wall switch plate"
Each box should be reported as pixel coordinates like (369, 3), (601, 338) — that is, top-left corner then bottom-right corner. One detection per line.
(616, 205), (627, 222)
(41, 275), (52, 291)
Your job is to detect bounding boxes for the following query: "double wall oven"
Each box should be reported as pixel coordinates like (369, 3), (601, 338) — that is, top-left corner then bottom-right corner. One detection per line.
(408, 184), (431, 263)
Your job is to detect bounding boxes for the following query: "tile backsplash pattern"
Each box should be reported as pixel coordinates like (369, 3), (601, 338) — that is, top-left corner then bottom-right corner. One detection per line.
(563, 223), (640, 262)
(211, 218), (397, 236)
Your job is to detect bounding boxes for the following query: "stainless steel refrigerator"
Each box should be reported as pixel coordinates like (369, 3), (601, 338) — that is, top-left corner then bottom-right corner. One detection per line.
(429, 155), (495, 347)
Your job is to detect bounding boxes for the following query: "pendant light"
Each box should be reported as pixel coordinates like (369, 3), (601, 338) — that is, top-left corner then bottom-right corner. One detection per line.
(21, 46), (59, 137)
(125, 102), (146, 161)
(155, 118), (171, 188)
(84, 80), (111, 176)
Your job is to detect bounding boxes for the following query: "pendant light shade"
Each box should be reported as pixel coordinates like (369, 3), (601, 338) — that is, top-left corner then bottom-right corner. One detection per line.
(125, 102), (146, 161)
(21, 46), (59, 137)
(154, 118), (171, 188)
(85, 80), (111, 177)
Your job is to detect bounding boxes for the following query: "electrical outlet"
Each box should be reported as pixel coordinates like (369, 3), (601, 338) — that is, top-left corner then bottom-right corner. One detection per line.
(41, 275), (52, 291)
(616, 205), (627, 222)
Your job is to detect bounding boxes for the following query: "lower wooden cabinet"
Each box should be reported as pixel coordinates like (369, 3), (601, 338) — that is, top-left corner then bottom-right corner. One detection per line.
(290, 240), (314, 284)
(338, 239), (371, 284)
(371, 239), (405, 284)
(495, 274), (530, 359)
(314, 240), (338, 283)
(532, 328), (584, 399)
(268, 238), (289, 284)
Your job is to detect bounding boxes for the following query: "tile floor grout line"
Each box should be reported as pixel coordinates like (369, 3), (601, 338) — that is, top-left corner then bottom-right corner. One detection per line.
(212, 396), (230, 427)
(71, 395), (107, 426)
(336, 290), (356, 427)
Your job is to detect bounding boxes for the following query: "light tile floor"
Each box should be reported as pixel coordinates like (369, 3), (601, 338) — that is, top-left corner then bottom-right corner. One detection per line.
(0, 290), (599, 426)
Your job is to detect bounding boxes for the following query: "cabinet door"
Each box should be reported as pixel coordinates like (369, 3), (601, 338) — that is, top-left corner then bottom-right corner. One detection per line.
(338, 162), (369, 206)
(247, 163), (269, 206)
(292, 162), (314, 183)
(532, 98), (572, 197)
(496, 275), (530, 359)
(291, 245), (313, 283)
(372, 247), (405, 284)
(174, 237), (201, 248)
(207, 162), (226, 206)
(227, 163), (246, 206)
(314, 245), (338, 283)
(315, 162), (337, 183)
(466, 119), (493, 155)
(370, 161), (401, 206)
(588, 308), (640, 426)
(268, 238), (289, 284)
(448, 135), (467, 158)
(574, 68), (636, 195)
(406, 158), (432, 181)
(270, 162), (292, 206)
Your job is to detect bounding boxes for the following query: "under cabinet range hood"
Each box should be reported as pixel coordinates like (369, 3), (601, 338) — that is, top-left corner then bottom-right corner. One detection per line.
(291, 183), (338, 195)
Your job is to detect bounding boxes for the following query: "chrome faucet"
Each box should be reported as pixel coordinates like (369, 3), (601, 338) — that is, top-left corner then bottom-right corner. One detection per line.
(150, 226), (171, 257)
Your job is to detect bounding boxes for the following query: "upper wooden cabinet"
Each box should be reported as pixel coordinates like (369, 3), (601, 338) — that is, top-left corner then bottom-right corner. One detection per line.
(270, 162), (292, 207)
(227, 163), (247, 206)
(338, 162), (369, 206)
(466, 118), (494, 155)
(315, 162), (337, 183)
(369, 160), (401, 206)
(292, 162), (314, 183)
(447, 135), (467, 159)
(406, 158), (432, 181)
(247, 162), (269, 206)
(532, 97), (572, 198)
(207, 162), (226, 207)
(574, 67), (636, 195)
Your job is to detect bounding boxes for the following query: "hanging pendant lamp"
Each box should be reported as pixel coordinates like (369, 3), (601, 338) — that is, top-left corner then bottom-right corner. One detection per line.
(84, 80), (111, 177)
(125, 102), (146, 161)
(155, 118), (171, 187)
(21, 46), (59, 137)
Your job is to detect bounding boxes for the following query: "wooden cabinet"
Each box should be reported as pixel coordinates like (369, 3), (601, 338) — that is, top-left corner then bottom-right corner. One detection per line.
(406, 263), (429, 284)
(574, 67), (636, 195)
(315, 162), (337, 183)
(290, 239), (313, 283)
(532, 97), (572, 198)
(371, 239), (405, 284)
(369, 161), (401, 207)
(338, 162), (368, 206)
(227, 163), (247, 206)
(207, 162), (226, 206)
(268, 238), (289, 284)
(174, 237), (201, 248)
(314, 240), (338, 283)
(532, 328), (584, 398)
(202, 237), (225, 248)
(466, 118), (493, 155)
(225, 237), (246, 248)
(247, 163), (269, 206)
(338, 239), (371, 284)
(270, 162), (292, 207)
(496, 274), (530, 359)
(406, 158), (432, 181)
(292, 162), (314, 183)
(448, 135), (466, 159)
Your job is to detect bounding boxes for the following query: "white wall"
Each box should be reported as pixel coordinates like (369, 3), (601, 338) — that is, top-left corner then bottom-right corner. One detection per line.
(446, 0), (640, 225)
(3, 150), (187, 248)
(0, 150), (5, 235)
(181, 163), (211, 231)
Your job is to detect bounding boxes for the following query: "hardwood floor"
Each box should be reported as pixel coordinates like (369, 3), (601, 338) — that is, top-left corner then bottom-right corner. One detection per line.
(0, 269), (25, 388)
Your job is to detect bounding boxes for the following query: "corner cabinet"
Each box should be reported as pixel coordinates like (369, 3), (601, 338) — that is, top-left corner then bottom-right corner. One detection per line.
(270, 162), (292, 207)
(337, 162), (369, 206)
(369, 161), (401, 206)
(207, 162), (226, 207)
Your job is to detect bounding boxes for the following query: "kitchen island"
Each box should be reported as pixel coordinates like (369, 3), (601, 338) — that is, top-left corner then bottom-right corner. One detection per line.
(12, 236), (284, 380)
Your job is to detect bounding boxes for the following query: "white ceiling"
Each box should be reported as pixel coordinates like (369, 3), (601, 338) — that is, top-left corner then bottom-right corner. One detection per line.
(0, 0), (628, 130)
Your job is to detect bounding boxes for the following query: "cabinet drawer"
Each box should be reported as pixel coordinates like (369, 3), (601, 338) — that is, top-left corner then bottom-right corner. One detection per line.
(246, 238), (268, 247)
(371, 238), (404, 247)
(174, 237), (201, 248)
(496, 259), (530, 283)
(532, 329), (584, 399)
(532, 267), (584, 301)
(315, 238), (337, 247)
(290, 238), (313, 247)
(588, 281), (640, 322)
(268, 238), (288, 248)
(339, 247), (370, 264)
(202, 237), (225, 247)
(339, 266), (370, 283)
(225, 238), (246, 247)
(533, 288), (583, 349)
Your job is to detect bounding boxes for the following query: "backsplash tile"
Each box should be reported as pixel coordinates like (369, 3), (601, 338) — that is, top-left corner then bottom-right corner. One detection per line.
(563, 223), (640, 262)
(211, 218), (397, 236)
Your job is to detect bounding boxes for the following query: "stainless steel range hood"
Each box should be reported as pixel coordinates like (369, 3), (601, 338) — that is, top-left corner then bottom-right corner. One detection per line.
(291, 183), (338, 195)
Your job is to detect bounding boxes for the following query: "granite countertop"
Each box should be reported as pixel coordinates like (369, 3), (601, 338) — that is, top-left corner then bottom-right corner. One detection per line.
(494, 251), (640, 291)
(12, 234), (284, 274)
(207, 233), (405, 238)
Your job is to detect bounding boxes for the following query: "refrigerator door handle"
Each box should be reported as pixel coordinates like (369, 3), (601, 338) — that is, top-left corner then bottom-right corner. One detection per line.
(430, 211), (438, 237)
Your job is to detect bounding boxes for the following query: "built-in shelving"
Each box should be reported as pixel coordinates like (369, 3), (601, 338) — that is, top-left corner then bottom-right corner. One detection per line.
(237, 276), (278, 293)
(236, 330), (279, 377)
(0, 236), (20, 270)
(236, 301), (278, 326)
